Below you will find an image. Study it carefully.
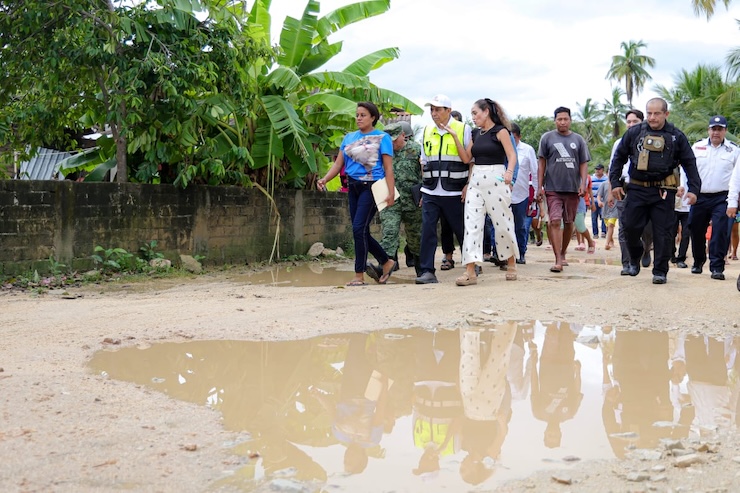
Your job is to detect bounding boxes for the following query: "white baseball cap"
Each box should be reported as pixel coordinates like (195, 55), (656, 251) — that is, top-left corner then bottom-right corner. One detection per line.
(424, 94), (452, 109)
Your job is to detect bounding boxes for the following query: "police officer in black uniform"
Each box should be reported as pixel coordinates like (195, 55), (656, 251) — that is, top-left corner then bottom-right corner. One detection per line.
(609, 98), (702, 284)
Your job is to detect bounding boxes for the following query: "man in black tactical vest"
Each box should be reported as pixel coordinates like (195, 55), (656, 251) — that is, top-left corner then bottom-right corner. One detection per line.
(609, 98), (702, 284)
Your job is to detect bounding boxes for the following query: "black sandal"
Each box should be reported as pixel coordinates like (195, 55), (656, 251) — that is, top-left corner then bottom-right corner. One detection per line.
(440, 258), (455, 270)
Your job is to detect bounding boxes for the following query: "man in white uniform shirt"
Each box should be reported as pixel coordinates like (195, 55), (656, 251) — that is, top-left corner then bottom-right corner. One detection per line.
(510, 123), (539, 264)
(689, 115), (740, 280)
(726, 152), (740, 290)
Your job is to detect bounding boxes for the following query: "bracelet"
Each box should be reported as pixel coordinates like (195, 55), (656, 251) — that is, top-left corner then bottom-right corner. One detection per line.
(505, 169), (513, 174)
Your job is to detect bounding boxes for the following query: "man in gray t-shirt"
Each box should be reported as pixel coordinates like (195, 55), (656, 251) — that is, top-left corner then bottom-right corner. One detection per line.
(536, 107), (590, 272)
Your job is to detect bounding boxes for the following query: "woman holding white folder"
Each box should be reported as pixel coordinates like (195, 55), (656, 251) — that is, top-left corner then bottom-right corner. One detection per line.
(317, 101), (397, 286)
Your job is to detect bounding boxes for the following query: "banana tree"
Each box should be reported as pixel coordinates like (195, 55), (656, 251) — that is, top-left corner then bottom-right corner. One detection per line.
(247, 0), (423, 191)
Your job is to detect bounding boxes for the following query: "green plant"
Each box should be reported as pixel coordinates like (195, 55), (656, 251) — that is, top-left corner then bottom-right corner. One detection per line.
(47, 255), (67, 277)
(91, 246), (139, 274)
(139, 240), (164, 262)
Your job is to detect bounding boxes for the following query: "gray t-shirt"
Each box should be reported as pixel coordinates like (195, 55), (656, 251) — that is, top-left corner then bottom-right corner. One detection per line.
(538, 131), (590, 193)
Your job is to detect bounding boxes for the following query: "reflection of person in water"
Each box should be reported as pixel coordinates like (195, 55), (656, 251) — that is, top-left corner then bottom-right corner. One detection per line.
(530, 322), (583, 448)
(326, 333), (395, 474)
(411, 329), (462, 478)
(458, 323), (517, 485)
(602, 330), (683, 458)
(507, 324), (535, 401)
(675, 333), (734, 431)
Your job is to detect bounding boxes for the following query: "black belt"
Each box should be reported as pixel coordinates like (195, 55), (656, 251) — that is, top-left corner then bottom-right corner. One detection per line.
(701, 191), (728, 196)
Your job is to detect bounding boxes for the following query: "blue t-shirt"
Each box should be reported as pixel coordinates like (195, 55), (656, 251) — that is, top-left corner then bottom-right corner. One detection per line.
(341, 129), (393, 181)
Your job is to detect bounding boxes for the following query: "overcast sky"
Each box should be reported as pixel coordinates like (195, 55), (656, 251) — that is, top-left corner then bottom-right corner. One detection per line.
(264, 0), (740, 126)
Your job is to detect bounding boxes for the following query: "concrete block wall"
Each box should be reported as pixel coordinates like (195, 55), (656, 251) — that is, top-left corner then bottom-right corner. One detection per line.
(0, 181), (357, 275)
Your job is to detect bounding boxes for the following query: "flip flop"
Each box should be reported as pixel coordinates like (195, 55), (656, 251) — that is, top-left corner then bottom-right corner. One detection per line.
(365, 262), (382, 283)
(550, 265), (562, 273)
(455, 273), (477, 286)
(575, 244), (586, 251)
(587, 245), (596, 254)
(379, 260), (397, 284)
(346, 279), (367, 286)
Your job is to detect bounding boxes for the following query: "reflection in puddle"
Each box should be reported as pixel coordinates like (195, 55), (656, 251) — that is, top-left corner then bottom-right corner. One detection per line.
(238, 263), (415, 287)
(89, 324), (740, 492)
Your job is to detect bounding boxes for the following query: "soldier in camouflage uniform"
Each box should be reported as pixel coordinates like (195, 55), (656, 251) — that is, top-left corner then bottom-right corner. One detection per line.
(374, 122), (423, 275)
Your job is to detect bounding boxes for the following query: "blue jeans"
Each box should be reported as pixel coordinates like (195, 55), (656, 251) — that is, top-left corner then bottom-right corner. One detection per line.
(348, 179), (389, 273)
(511, 199), (530, 258)
(592, 204), (606, 236)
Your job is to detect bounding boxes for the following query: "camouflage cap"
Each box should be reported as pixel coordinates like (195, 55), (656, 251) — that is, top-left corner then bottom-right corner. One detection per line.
(384, 123), (403, 139)
(399, 121), (413, 138)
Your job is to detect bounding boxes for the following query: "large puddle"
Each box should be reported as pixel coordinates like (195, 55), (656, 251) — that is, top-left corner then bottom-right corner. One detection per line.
(89, 323), (739, 492)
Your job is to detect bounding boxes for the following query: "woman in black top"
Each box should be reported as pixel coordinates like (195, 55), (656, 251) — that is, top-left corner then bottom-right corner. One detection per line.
(456, 99), (519, 286)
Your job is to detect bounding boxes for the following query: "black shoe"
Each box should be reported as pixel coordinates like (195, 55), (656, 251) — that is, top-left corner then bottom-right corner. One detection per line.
(676, 261), (688, 269)
(475, 265), (483, 276)
(365, 262), (382, 282)
(627, 263), (640, 276)
(641, 251), (651, 268)
(415, 271), (438, 284)
(516, 256), (526, 265)
(404, 245), (415, 267)
(620, 266), (630, 276)
(652, 274), (667, 284)
(691, 265), (703, 274)
(711, 272), (725, 280)
(737, 273), (740, 292)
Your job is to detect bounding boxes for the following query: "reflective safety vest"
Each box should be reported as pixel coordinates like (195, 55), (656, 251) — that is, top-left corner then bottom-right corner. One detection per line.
(422, 120), (468, 192)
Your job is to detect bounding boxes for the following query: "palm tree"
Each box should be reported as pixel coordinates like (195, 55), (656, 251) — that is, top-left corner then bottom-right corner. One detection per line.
(691, 0), (732, 18)
(602, 87), (629, 139)
(605, 40), (656, 107)
(655, 64), (729, 141)
(574, 98), (606, 149)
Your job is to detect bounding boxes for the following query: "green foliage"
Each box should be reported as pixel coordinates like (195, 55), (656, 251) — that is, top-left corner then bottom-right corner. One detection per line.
(512, 115), (553, 154)
(91, 246), (146, 274)
(0, 0), (421, 192)
(139, 240), (164, 262)
(606, 40), (656, 107)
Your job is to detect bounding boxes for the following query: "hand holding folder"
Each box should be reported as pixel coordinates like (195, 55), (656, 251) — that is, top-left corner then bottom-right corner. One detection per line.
(371, 178), (400, 211)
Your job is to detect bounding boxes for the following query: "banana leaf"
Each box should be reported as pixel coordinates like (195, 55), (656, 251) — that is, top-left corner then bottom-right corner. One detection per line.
(343, 47), (400, 77)
(278, 0), (319, 69)
(314, 0), (390, 43)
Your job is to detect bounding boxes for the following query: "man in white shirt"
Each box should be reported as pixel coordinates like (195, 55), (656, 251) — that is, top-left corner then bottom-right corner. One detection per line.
(510, 123), (539, 264)
(725, 148), (740, 290)
(689, 115), (740, 280)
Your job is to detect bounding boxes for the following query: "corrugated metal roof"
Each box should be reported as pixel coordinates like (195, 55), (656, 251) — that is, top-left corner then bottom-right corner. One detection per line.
(17, 148), (71, 180)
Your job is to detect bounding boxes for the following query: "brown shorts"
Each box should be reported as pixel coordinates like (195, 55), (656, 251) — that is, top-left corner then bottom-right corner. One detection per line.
(545, 192), (579, 224)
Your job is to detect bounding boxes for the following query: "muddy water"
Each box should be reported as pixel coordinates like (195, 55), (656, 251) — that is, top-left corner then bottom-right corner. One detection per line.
(89, 323), (738, 492)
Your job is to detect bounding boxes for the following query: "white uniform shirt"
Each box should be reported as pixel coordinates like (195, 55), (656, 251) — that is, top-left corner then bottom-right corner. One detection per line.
(692, 138), (740, 193)
(420, 117), (472, 197)
(511, 140), (539, 204)
(727, 155), (740, 208)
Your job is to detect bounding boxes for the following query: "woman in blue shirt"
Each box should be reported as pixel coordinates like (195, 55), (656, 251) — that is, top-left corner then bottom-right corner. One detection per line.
(318, 102), (397, 286)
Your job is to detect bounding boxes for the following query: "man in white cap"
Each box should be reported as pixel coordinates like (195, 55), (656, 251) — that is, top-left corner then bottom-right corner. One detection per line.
(415, 94), (472, 284)
(689, 115), (740, 280)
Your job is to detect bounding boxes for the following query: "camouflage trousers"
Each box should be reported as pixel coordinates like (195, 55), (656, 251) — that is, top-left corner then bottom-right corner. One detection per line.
(380, 193), (422, 257)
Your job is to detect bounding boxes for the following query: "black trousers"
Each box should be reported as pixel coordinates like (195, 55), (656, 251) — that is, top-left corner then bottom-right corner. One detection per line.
(688, 191), (731, 273)
(622, 185), (675, 276)
(419, 194), (465, 274)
